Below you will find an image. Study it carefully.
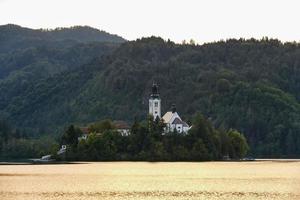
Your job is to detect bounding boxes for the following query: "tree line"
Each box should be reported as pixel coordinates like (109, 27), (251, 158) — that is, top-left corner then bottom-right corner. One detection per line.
(59, 114), (249, 161)
(0, 119), (58, 160)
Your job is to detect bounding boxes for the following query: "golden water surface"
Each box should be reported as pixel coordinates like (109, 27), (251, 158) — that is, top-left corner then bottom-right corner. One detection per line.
(1, 161), (300, 200)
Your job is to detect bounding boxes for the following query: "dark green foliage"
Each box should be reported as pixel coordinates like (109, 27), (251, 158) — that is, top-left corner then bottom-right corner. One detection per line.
(0, 118), (58, 159)
(61, 115), (249, 161)
(84, 132), (117, 160)
(0, 119), (11, 142)
(61, 125), (82, 146)
(89, 120), (115, 133)
(0, 25), (123, 134)
(0, 24), (125, 54)
(0, 26), (300, 157)
(61, 114), (249, 161)
(0, 115), (248, 161)
(216, 78), (231, 93)
(191, 139), (209, 161)
(227, 129), (249, 159)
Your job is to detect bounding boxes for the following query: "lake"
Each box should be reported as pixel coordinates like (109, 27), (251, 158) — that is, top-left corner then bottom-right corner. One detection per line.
(1, 160), (300, 200)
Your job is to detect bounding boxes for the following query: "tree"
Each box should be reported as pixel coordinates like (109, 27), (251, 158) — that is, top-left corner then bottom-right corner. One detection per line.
(89, 120), (115, 133)
(61, 125), (81, 147)
(189, 39), (196, 45)
(285, 131), (296, 156)
(149, 141), (167, 161)
(188, 113), (218, 159)
(191, 139), (210, 161)
(216, 78), (231, 93)
(227, 129), (249, 159)
(0, 119), (11, 142)
(172, 145), (189, 161)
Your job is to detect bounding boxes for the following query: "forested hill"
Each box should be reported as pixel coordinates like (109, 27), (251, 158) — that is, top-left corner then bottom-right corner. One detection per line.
(0, 24), (125, 53)
(0, 28), (300, 157)
(0, 24), (126, 79)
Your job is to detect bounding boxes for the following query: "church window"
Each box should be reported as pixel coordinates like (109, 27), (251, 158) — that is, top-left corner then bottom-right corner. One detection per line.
(155, 102), (158, 107)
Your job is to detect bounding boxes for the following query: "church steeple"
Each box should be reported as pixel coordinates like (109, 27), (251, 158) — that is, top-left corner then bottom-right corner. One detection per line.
(149, 83), (161, 120)
(151, 83), (159, 98)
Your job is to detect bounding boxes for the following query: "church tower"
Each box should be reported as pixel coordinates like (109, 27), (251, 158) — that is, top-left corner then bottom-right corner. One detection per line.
(149, 83), (161, 120)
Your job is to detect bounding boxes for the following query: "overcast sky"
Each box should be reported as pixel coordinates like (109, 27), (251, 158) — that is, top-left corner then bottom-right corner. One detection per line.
(0, 0), (299, 43)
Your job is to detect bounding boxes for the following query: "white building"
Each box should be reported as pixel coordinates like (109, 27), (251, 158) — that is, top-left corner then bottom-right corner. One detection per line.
(149, 83), (190, 134)
(162, 104), (190, 133)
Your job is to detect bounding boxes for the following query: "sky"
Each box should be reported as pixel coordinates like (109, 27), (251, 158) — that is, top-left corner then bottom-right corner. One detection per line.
(0, 0), (299, 43)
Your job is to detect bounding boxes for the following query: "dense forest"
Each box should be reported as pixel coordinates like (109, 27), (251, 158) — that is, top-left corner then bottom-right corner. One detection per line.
(0, 119), (58, 159)
(59, 116), (248, 161)
(1, 24), (300, 158)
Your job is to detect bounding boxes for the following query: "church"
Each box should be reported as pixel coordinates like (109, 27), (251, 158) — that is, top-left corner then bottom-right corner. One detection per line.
(149, 83), (190, 134)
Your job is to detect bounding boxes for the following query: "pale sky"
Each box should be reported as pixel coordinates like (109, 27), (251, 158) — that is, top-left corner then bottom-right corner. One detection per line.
(0, 0), (299, 43)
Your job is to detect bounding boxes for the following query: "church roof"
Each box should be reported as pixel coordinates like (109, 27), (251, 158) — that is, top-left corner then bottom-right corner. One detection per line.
(79, 127), (90, 135)
(172, 117), (183, 124)
(162, 112), (173, 123)
(162, 111), (189, 127)
(182, 121), (189, 127)
(113, 121), (130, 129)
(172, 117), (189, 127)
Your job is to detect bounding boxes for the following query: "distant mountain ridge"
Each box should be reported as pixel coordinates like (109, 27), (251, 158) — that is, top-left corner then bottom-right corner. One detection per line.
(0, 24), (126, 53)
(0, 24), (125, 79)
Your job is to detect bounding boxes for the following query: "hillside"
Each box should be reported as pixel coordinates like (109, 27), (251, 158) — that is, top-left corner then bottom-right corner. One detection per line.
(0, 28), (300, 157)
(0, 24), (125, 53)
(0, 24), (126, 78)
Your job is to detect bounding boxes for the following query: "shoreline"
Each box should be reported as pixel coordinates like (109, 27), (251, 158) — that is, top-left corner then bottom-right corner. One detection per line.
(0, 161), (86, 165)
(1, 159), (300, 165)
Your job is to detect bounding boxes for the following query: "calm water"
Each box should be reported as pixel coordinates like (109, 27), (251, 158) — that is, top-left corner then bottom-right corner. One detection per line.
(1, 161), (300, 200)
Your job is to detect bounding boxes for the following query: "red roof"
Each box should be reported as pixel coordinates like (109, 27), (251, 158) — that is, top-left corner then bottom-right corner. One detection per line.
(113, 121), (130, 129)
(79, 127), (90, 134)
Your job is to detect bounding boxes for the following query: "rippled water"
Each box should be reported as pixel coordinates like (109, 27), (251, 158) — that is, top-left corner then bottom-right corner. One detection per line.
(1, 161), (300, 200)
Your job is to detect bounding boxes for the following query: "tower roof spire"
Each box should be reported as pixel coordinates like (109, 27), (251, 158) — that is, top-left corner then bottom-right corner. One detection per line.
(151, 82), (159, 98)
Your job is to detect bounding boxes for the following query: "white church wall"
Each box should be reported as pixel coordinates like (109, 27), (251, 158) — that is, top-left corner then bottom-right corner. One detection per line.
(149, 98), (161, 119)
(183, 126), (190, 133)
(176, 124), (183, 133)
